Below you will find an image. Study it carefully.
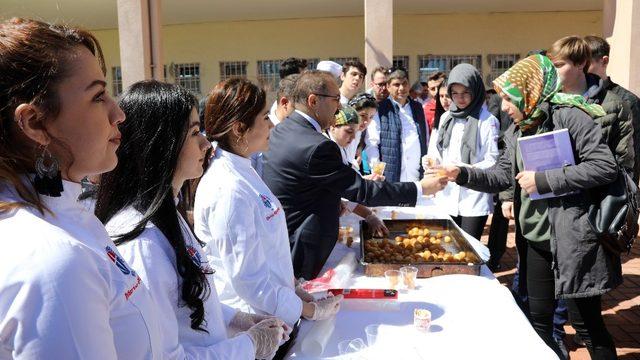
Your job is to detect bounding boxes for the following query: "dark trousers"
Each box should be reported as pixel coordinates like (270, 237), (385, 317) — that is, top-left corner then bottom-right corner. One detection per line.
(487, 198), (509, 266)
(526, 240), (617, 360)
(451, 215), (488, 241)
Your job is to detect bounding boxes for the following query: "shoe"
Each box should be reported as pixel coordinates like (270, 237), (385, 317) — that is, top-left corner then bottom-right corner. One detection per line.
(555, 338), (569, 360)
(573, 333), (585, 347)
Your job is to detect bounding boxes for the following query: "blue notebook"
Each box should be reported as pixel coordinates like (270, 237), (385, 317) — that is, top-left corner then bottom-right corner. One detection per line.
(517, 129), (576, 200)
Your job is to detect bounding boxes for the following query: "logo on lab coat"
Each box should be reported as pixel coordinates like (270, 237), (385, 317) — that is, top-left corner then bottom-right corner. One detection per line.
(260, 194), (274, 210)
(186, 245), (203, 266)
(260, 194), (281, 221)
(106, 246), (135, 277)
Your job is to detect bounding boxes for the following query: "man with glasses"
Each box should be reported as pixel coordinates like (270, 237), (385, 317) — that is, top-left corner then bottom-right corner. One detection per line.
(368, 66), (389, 103)
(365, 68), (429, 183)
(262, 70), (448, 279)
(423, 71), (446, 132)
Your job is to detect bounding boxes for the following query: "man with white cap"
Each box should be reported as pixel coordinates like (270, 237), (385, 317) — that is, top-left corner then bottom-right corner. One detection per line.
(316, 60), (342, 79)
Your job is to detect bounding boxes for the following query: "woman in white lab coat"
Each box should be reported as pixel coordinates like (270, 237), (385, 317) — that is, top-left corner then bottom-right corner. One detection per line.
(0, 19), (163, 358)
(426, 64), (500, 240)
(194, 79), (343, 333)
(95, 80), (287, 360)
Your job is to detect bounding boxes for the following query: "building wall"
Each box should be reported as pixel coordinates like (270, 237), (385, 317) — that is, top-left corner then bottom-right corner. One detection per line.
(93, 10), (602, 97)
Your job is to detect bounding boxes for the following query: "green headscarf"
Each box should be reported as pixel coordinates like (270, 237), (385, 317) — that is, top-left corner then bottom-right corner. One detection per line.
(492, 54), (605, 132)
(334, 105), (359, 127)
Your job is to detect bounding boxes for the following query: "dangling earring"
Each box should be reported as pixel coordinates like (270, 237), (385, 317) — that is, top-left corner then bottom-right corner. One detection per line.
(34, 145), (63, 197)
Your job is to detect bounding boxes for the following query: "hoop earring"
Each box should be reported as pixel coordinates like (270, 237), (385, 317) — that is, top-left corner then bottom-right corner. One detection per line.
(34, 145), (63, 197)
(236, 135), (249, 153)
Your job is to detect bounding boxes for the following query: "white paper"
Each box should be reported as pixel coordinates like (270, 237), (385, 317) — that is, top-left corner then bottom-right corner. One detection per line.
(300, 317), (336, 357)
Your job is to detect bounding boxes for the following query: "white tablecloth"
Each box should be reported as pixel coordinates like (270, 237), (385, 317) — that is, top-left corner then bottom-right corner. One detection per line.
(284, 206), (558, 360)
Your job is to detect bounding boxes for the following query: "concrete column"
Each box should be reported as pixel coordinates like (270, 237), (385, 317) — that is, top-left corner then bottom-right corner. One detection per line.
(117, 0), (164, 89)
(364, 0), (393, 73)
(603, 0), (640, 96)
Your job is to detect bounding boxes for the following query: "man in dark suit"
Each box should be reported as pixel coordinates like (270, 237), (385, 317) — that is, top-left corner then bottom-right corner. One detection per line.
(262, 70), (448, 280)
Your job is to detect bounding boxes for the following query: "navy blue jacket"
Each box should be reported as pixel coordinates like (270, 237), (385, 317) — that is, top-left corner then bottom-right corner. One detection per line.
(262, 112), (418, 279)
(377, 98), (428, 182)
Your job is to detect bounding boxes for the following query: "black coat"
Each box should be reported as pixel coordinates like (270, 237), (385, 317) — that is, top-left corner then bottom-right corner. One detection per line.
(263, 111), (418, 279)
(458, 103), (621, 298)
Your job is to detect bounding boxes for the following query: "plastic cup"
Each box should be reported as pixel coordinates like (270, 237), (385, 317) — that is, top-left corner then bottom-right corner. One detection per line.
(364, 324), (380, 346)
(400, 266), (419, 289)
(371, 160), (387, 176)
(338, 338), (366, 357)
(414, 308), (432, 332)
(384, 270), (401, 290)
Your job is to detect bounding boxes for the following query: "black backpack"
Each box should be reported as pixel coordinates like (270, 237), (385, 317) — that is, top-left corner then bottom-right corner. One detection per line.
(587, 164), (639, 255)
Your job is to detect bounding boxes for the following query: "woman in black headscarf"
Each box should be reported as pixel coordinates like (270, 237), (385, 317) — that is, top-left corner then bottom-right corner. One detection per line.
(426, 64), (500, 240)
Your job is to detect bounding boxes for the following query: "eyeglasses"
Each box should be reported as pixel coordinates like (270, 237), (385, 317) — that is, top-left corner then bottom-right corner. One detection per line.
(313, 93), (341, 101)
(373, 82), (387, 88)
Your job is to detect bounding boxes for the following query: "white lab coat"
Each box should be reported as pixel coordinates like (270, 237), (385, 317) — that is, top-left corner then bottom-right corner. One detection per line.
(194, 148), (303, 326)
(0, 180), (162, 359)
(107, 207), (255, 360)
(427, 107), (500, 217)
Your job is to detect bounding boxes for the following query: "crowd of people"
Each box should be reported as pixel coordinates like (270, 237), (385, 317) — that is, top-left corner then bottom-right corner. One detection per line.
(1, 17), (638, 360)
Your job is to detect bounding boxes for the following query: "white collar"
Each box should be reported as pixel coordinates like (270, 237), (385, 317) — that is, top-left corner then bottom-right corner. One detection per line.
(390, 97), (411, 110)
(41, 179), (83, 212)
(216, 147), (252, 169)
(268, 112), (281, 126)
(295, 110), (322, 133)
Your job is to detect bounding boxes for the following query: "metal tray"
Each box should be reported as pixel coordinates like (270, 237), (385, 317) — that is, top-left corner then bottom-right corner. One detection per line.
(359, 219), (484, 278)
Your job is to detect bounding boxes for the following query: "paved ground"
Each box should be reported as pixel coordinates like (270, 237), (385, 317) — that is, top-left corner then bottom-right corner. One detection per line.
(481, 217), (640, 359)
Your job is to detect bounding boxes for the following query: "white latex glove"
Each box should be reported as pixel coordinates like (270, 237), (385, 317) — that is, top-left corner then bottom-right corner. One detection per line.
(295, 284), (315, 302)
(365, 213), (388, 237)
(246, 317), (287, 359)
(303, 294), (343, 321)
(229, 311), (276, 333)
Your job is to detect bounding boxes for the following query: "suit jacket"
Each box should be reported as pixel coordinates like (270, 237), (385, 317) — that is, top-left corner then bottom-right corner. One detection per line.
(262, 111), (418, 279)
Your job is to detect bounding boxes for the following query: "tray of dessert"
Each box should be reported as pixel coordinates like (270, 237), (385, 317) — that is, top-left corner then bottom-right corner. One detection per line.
(359, 219), (484, 278)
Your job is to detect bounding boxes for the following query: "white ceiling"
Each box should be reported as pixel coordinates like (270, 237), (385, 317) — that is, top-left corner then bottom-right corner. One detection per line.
(0, 0), (603, 30)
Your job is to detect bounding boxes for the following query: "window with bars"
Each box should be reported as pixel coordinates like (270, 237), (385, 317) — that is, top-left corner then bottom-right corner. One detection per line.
(392, 56), (409, 71)
(487, 54), (520, 86)
(173, 63), (201, 94)
(329, 57), (360, 66)
(112, 66), (123, 97)
(257, 60), (283, 92)
(306, 58), (319, 71)
(220, 61), (248, 81)
(417, 54), (482, 81)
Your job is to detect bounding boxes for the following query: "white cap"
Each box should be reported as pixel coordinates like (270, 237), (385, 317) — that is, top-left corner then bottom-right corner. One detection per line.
(316, 60), (343, 79)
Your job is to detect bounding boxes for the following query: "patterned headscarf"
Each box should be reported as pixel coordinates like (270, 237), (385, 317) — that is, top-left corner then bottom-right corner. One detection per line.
(334, 105), (359, 126)
(492, 54), (605, 132)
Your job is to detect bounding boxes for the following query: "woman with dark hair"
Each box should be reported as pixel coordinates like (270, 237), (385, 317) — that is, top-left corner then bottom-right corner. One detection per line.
(432, 80), (451, 134)
(194, 78), (342, 333)
(349, 92), (379, 176)
(426, 64), (499, 241)
(0, 18), (162, 357)
(96, 80), (286, 359)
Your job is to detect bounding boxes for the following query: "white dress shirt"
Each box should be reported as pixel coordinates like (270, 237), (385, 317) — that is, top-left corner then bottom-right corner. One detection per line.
(427, 107), (500, 217)
(194, 148), (303, 326)
(108, 207), (255, 360)
(364, 99), (427, 182)
(295, 109), (322, 133)
(269, 101), (281, 126)
(0, 180), (162, 359)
